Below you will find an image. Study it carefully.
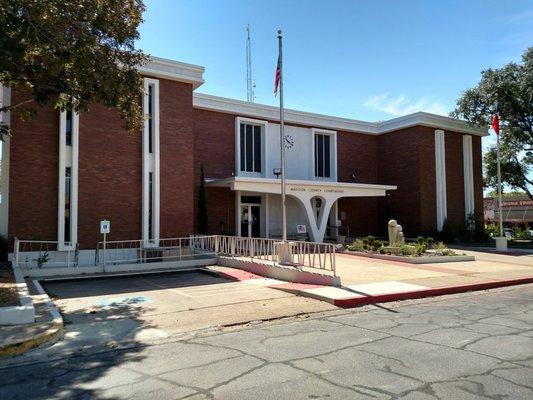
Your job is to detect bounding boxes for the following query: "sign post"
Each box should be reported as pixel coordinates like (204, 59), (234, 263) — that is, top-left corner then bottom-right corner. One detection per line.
(100, 220), (110, 270)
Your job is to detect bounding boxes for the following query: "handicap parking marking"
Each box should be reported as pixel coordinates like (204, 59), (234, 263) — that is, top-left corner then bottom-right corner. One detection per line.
(96, 296), (151, 308)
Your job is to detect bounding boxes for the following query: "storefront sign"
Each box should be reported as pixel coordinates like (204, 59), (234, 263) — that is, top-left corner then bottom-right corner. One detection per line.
(289, 187), (344, 194)
(296, 224), (307, 234)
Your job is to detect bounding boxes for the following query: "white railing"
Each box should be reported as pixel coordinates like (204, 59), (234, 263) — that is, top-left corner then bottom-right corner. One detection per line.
(13, 235), (336, 275)
(14, 238), (79, 269)
(94, 236), (218, 266)
(190, 235), (337, 276)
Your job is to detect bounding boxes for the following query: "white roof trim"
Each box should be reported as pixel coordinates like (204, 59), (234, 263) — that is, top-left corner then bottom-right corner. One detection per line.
(207, 176), (396, 192)
(139, 56), (205, 89)
(193, 93), (487, 136)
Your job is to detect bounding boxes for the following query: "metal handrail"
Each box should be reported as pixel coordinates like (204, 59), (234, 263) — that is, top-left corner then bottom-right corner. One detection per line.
(14, 239), (79, 269)
(189, 235), (337, 276)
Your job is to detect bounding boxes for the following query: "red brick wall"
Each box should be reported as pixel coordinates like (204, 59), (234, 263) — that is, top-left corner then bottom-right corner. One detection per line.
(418, 127), (437, 234)
(376, 126), (484, 237)
(377, 127), (422, 236)
(159, 80), (195, 239)
(444, 131), (466, 232)
(336, 131), (379, 235)
(8, 91), (59, 243)
(193, 109), (235, 180)
(78, 105), (142, 248)
(9, 78), (195, 249)
(336, 131), (378, 183)
(78, 79), (195, 248)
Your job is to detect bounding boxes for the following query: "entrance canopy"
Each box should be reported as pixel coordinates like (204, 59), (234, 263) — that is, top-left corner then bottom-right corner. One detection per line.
(207, 177), (396, 242)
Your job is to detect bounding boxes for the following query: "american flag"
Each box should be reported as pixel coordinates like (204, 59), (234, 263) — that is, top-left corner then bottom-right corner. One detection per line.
(492, 102), (500, 135)
(274, 55), (281, 96)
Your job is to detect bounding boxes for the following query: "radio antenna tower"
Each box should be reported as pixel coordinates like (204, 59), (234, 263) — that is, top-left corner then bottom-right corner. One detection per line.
(246, 24), (255, 102)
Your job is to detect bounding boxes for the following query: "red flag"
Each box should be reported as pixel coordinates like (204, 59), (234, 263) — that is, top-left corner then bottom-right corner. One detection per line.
(491, 104), (500, 135)
(274, 55), (281, 96)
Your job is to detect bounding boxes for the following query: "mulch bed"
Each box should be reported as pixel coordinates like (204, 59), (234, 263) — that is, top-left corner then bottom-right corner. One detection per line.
(0, 263), (20, 307)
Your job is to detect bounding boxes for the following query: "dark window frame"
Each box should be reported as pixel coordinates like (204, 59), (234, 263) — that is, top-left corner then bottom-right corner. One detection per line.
(239, 122), (262, 174)
(314, 133), (331, 178)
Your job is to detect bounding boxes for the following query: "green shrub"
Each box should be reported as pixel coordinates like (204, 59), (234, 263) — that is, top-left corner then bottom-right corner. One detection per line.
(435, 241), (456, 256)
(401, 245), (418, 257)
(514, 226), (532, 240)
(348, 239), (365, 251)
(362, 235), (375, 248)
(416, 243), (427, 255)
(485, 222), (498, 237)
(382, 240), (389, 247)
(416, 236), (426, 245)
(435, 241), (446, 251)
(440, 248), (457, 256)
(401, 243), (426, 257)
(426, 237), (435, 248)
(372, 240), (383, 252)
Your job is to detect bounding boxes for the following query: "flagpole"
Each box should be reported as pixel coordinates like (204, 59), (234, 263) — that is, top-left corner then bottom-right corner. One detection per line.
(496, 125), (503, 238)
(278, 30), (287, 242)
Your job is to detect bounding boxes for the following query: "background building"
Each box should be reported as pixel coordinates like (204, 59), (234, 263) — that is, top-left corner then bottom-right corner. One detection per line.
(0, 56), (486, 250)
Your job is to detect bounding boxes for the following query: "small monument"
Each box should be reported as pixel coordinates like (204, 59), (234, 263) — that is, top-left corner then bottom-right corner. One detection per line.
(384, 219), (405, 254)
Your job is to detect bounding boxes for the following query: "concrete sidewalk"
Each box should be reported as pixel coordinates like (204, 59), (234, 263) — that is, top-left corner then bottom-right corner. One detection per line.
(211, 248), (533, 307)
(0, 280), (63, 357)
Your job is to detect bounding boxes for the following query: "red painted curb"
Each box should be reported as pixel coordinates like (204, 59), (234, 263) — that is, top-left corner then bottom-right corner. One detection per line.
(333, 276), (533, 308)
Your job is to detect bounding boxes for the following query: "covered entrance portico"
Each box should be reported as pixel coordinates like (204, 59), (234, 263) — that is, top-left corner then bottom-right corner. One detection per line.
(207, 177), (396, 242)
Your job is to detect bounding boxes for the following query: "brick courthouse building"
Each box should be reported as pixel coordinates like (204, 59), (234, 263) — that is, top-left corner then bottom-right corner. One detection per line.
(0, 56), (486, 250)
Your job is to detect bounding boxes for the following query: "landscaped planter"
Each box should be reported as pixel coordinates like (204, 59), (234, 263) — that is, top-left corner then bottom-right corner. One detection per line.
(341, 250), (475, 264)
(0, 263), (35, 325)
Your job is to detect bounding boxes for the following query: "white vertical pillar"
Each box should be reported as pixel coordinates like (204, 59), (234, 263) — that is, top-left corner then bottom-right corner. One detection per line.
(58, 110), (79, 250)
(235, 190), (241, 236)
(463, 135), (474, 220)
(435, 130), (447, 231)
(0, 86), (11, 237)
(142, 78), (160, 245)
(265, 193), (270, 238)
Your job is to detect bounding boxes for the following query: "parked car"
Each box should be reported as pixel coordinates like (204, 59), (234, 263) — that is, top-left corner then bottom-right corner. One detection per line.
(504, 228), (514, 239)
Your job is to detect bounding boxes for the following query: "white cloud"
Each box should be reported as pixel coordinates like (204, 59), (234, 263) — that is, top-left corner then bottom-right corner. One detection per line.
(363, 93), (448, 117)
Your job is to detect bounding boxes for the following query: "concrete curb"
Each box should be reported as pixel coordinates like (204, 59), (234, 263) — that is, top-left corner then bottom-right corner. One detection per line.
(0, 281), (64, 358)
(340, 250), (475, 264)
(303, 276), (533, 308)
(0, 264), (35, 325)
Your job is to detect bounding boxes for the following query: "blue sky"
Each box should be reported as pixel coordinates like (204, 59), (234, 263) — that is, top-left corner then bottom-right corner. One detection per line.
(137, 0), (532, 123)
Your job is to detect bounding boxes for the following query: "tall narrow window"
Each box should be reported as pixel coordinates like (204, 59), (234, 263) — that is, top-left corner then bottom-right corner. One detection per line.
(148, 85), (153, 154)
(142, 78), (160, 245)
(315, 134), (331, 178)
(65, 110), (72, 146)
(64, 167), (71, 243)
(239, 122), (261, 173)
(58, 110), (78, 250)
(148, 172), (153, 240)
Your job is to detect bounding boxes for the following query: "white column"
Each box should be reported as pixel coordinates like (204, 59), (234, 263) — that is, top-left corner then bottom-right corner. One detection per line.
(0, 86), (11, 237)
(435, 130), (447, 231)
(142, 78), (160, 245)
(463, 135), (475, 219)
(235, 190), (241, 236)
(57, 110), (79, 250)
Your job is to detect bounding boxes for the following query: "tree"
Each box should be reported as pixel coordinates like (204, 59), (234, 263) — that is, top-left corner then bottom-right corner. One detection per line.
(452, 47), (533, 200)
(197, 165), (208, 234)
(0, 0), (148, 138)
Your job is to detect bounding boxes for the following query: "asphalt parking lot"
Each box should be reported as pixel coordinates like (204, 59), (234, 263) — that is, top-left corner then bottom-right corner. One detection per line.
(40, 270), (335, 353)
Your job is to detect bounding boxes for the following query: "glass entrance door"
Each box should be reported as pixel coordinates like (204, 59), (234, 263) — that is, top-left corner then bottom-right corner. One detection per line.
(240, 204), (261, 238)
